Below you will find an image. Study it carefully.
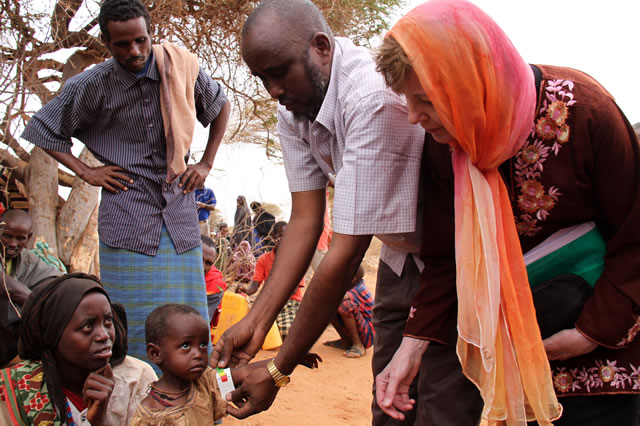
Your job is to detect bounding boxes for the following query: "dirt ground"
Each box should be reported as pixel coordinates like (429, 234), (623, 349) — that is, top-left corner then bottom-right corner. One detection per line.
(225, 238), (382, 426)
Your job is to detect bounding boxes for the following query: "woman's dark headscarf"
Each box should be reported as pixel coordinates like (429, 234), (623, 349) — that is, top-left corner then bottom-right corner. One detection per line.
(18, 273), (127, 421)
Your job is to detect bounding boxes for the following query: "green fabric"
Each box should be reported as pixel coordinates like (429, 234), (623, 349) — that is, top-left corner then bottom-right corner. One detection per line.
(526, 227), (606, 288)
(0, 360), (60, 425)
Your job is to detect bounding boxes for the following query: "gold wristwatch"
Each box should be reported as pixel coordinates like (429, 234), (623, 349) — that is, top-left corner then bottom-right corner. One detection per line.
(267, 359), (290, 387)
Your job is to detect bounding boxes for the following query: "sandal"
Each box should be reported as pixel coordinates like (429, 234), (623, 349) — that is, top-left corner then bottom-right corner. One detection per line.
(344, 345), (365, 358)
(323, 339), (350, 349)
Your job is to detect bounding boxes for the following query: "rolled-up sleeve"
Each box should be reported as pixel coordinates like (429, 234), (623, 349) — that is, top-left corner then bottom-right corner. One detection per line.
(21, 79), (80, 153)
(194, 69), (227, 127)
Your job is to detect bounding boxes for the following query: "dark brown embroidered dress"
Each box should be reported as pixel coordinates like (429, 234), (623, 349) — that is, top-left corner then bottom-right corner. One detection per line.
(406, 65), (640, 397)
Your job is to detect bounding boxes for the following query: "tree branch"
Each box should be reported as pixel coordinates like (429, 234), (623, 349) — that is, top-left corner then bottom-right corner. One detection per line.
(51, 0), (85, 42)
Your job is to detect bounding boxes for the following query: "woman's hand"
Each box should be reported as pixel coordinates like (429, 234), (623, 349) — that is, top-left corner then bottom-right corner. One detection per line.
(543, 328), (598, 361)
(375, 337), (429, 421)
(83, 364), (115, 425)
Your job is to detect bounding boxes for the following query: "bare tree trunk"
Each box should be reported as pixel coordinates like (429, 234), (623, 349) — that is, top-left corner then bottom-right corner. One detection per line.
(26, 147), (59, 254)
(90, 246), (100, 277)
(56, 148), (100, 264)
(69, 203), (99, 274)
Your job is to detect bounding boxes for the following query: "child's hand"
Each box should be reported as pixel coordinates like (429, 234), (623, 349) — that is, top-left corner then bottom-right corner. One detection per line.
(83, 364), (114, 425)
(299, 352), (322, 369)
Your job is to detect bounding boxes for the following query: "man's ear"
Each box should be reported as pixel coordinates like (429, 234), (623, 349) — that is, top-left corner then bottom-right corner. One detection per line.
(147, 343), (162, 364)
(310, 33), (332, 66)
(101, 32), (111, 50)
(27, 232), (33, 241)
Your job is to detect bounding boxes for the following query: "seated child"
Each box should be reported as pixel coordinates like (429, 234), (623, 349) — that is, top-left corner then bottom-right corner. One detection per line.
(131, 304), (320, 425)
(323, 265), (375, 358)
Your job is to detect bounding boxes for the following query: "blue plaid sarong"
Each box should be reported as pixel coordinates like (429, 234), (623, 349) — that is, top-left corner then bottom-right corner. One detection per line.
(99, 226), (207, 368)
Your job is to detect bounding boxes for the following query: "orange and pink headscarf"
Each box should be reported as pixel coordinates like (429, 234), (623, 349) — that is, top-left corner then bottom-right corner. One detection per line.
(388, 0), (562, 423)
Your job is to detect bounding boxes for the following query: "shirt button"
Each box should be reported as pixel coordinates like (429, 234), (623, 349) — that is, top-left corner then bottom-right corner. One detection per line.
(152, 148), (158, 153)
(144, 99), (150, 103)
(148, 123), (154, 128)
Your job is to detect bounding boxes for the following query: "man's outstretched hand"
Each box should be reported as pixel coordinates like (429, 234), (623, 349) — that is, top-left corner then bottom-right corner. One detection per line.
(226, 366), (278, 419)
(210, 317), (268, 368)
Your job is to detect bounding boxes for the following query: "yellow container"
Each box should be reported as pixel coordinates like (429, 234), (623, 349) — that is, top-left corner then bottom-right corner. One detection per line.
(262, 321), (282, 350)
(212, 292), (250, 345)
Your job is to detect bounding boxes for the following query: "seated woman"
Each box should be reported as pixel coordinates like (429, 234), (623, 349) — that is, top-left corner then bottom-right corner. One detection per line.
(0, 273), (156, 425)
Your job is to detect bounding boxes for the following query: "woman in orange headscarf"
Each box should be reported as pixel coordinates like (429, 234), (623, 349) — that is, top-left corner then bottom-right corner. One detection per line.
(374, 0), (640, 424)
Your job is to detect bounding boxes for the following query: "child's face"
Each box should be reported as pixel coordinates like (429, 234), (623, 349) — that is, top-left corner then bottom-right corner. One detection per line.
(56, 292), (115, 373)
(158, 313), (210, 382)
(202, 244), (216, 275)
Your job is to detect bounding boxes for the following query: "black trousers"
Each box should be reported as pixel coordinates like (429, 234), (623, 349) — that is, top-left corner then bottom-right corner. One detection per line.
(371, 257), (483, 425)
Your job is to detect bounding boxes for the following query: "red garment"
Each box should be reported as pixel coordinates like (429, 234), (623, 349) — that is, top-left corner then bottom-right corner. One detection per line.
(316, 205), (332, 251)
(205, 265), (226, 295)
(253, 250), (304, 302)
(63, 388), (87, 411)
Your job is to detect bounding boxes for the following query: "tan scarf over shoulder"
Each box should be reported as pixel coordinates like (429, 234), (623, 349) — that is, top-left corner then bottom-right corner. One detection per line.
(152, 43), (199, 183)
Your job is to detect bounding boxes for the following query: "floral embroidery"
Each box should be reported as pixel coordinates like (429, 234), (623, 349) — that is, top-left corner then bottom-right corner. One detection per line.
(547, 100), (569, 125)
(617, 316), (640, 347)
(553, 370), (573, 392)
(599, 365), (615, 382)
(514, 78), (576, 236)
(17, 374), (33, 391)
(552, 359), (640, 393)
(27, 391), (49, 412)
(0, 361), (58, 423)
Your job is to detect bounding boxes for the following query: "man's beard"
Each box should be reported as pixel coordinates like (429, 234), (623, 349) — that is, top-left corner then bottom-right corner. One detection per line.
(293, 52), (329, 122)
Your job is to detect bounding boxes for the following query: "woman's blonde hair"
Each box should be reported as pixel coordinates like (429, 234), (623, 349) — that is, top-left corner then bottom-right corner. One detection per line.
(375, 35), (413, 93)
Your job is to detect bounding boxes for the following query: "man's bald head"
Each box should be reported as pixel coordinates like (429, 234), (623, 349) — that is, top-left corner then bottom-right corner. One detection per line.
(0, 209), (33, 260)
(241, 0), (334, 122)
(242, 0), (333, 46)
(1, 209), (32, 230)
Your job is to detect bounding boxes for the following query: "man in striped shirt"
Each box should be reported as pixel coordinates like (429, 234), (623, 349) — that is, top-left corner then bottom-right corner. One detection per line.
(21, 0), (230, 365)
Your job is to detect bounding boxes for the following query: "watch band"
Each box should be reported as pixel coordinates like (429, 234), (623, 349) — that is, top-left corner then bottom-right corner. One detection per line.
(267, 359), (290, 387)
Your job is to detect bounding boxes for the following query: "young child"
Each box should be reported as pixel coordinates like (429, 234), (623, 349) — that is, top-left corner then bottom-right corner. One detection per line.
(131, 304), (321, 424)
(323, 265), (375, 358)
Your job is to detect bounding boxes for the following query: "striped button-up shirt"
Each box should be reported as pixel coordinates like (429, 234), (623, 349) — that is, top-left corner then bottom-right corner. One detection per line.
(22, 52), (227, 255)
